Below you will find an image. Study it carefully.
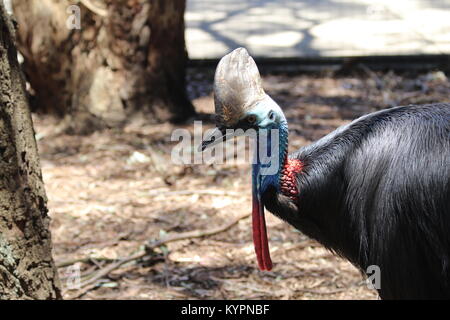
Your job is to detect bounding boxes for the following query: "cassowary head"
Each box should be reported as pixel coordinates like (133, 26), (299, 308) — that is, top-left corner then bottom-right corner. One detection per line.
(201, 48), (286, 150)
(201, 48), (288, 271)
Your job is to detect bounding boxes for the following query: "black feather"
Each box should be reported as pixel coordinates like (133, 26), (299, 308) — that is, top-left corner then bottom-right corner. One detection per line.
(263, 104), (450, 299)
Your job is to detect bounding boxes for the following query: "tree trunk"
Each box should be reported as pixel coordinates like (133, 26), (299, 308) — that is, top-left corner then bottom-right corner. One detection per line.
(12, 0), (195, 134)
(0, 3), (61, 299)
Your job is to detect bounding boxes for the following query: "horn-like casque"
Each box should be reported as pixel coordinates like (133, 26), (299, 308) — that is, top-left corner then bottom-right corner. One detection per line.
(214, 48), (266, 127)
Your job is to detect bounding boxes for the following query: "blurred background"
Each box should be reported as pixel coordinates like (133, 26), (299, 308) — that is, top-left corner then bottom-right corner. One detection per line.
(186, 0), (450, 58)
(3, 0), (450, 299)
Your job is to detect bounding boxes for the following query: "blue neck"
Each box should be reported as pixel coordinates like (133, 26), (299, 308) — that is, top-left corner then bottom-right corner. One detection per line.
(253, 120), (289, 196)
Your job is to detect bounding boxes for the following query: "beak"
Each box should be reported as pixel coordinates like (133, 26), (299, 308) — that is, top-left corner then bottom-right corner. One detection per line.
(199, 126), (241, 152)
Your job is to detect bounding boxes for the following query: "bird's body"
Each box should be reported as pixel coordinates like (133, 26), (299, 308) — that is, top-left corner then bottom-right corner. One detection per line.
(201, 48), (450, 299)
(264, 104), (450, 299)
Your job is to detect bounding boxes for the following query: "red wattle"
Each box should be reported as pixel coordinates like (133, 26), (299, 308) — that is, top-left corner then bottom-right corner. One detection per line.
(251, 158), (303, 271)
(280, 158), (304, 201)
(252, 193), (273, 271)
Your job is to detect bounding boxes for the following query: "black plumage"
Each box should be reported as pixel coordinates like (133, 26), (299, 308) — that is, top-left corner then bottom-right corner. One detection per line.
(263, 104), (450, 299)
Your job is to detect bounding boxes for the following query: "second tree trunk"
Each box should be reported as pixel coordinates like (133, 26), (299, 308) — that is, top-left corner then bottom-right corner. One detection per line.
(13, 0), (195, 134)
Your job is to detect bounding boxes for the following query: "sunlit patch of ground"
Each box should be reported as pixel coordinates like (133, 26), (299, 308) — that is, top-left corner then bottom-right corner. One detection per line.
(34, 69), (449, 300)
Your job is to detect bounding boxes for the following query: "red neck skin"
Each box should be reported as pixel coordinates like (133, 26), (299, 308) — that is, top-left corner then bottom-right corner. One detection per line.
(280, 158), (304, 201)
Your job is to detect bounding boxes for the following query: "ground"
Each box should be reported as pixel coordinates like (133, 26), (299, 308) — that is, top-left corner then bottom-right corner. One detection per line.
(33, 67), (450, 300)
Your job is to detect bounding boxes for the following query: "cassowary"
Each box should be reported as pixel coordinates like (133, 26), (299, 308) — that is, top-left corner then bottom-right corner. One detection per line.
(200, 48), (450, 299)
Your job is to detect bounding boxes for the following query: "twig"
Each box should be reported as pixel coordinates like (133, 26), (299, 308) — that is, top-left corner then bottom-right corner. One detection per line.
(65, 213), (250, 298)
(295, 280), (369, 296)
(57, 257), (115, 268)
(66, 283), (100, 300)
(56, 232), (132, 268)
(147, 190), (241, 197)
(295, 287), (349, 295)
(149, 213), (249, 246)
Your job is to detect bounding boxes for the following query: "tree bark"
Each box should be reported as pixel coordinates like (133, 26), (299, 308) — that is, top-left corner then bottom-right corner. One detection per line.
(0, 3), (61, 299)
(13, 0), (195, 134)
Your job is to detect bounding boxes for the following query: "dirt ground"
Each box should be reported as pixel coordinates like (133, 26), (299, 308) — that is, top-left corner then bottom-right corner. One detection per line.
(33, 67), (450, 300)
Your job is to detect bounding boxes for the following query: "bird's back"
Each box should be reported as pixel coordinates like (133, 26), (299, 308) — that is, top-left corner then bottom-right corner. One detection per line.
(290, 104), (450, 299)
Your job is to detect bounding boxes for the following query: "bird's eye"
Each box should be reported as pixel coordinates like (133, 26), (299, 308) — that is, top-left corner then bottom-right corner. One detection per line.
(247, 115), (257, 124)
(268, 110), (275, 120)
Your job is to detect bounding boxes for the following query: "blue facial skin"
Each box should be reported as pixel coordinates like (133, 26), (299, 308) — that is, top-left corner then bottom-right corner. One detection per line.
(248, 96), (289, 201)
